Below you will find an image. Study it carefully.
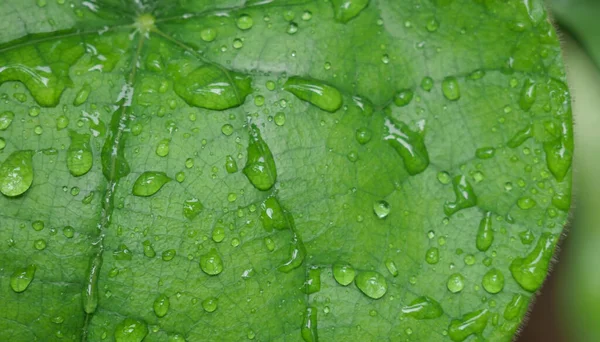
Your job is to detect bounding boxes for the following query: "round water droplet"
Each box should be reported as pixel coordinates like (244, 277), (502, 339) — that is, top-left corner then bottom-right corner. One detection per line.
(355, 127), (372, 144)
(447, 273), (465, 293)
(162, 249), (176, 261)
(63, 226), (74, 238)
(221, 124), (234, 136)
(394, 89), (414, 107)
(385, 259), (399, 277)
(32, 220), (45, 231)
(34, 239), (47, 250)
(332, 262), (356, 286)
(153, 294), (170, 317)
(287, 22), (298, 34)
(114, 318), (148, 342)
(155, 139), (170, 157)
(425, 247), (439, 264)
(264, 237), (275, 251)
(200, 248), (223, 275)
(517, 197), (536, 210)
(274, 112), (286, 126)
(202, 297), (218, 312)
(426, 19), (439, 32)
(183, 198), (203, 220)
(355, 271), (387, 299)
(236, 15), (254, 30)
(421, 77), (434, 91)
(201, 28), (217, 42)
(233, 38), (243, 49)
(373, 200), (390, 219)
(10, 265), (36, 293)
(482, 268), (504, 294)
(401, 296), (443, 319)
(302, 11), (312, 21)
(442, 76), (460, 100)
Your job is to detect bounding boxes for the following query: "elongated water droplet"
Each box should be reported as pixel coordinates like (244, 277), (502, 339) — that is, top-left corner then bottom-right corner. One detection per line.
(200, 248), (224, 275)
(73, 84), (92, 106)
(475, 147), (495, 159)
(447, 273), (465, 293)
(183, 198), (203, 220)
(333, 263), (356, 286)
(507, 124), (532, 148)
(102, 107), (130, 181)
(519, 79), (536, 111)
(132, 171), (171, 197)
(83, 254), (102, 314)
(401, 296), (443, 319)
(162, 249), (176, 261)
(383, 117), (429, 175)
(504, 294), (529, 321)
(331, 0), (369, 23)
(0, 150), (34, 197)
(10, 264), (36, 293)
(385, 259), (399, 277)
(373, 200), (390, 219)
(510, 233), (557, 292)
(114, 318), (148, 342)
(482, 268), (504, 294)
(202, 297), (218, 312)
(279, 229), (306, 273)
(444, 175), (477, 216)
(0, 111), (14, 130)
(212, 225), (225, 243)
(448, 309), (489, 342)
(284, 77), (342, 113)
(476, 212), (493, 251)
(543, 120), (573, 182)
(304, 268), (321, 294)
(301, 307), (318, 342)
(67, 131), (93, 177)
(171, 64), (252, 110)
(225, 155), (238, 173)
(153, 294), (170, 318)
(425, 247), (439, 264)
(155, 139), (170, 157)
(355, 271), (387, 299)
(442, 76), (460, 101)
(260, 197), (288, 231)
(143, 240), (156, 258)
(243, 125), (277, 191)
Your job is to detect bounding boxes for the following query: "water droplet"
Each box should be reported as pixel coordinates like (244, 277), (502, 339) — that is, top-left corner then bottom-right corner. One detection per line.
(0, 150), (34, 197)
(482, 268), (504, 294)
(73, 84), (91, 106)
(153, 294), (170, 317)
(281, 75), (343, 113)
(155, 139), (170, 157)
(385, 259), (399, 277)
(444, 175), (477, 216)
(278, 229), (306, 273)
(243, 125), (277, 191)
(426, 19), (439, 32)
(10, 265), (36, 293)
(421, 77), (434, 92)
(448, 309), (489, 342)
(507, 124), (533, 148)
(394, 89), (414, 107)
(519, 79), (536, 111)
(301, 307), (318, 342)
(34, 239), (47, 250)
(475, 147), (495, 159)
(331, 0), (369, 23)
(0, 111), (14, 130)
(447, 273), (465, 293)
(233, 38), (243, 49)
(543, 121), (573, 182)
(425, 247), (439, 264)
(504, 294), (528, 321)
(383, 117), (429, 175)
(221, 124), (234, 136)
(476, 212), (493, 251)
(510, 233), (557, 292)
(63, 226), (75, 238)
(171, 64), (252, 110)
(67, 131), (93, 177)
(32, 220), (45, 231)
(437, 171), (451, 184)
(442, 76), (460, 101)
(260, 197), (288, 231)
(355, 127), (372, 145)
(200, 28), (217, 42)
(287, 22), (299, 34)
(517, 197), (536, 210)
(236, 14), (254, 30)
(274, 112), (286, 126)
(143, 241), (156, 258)
(333, 263), (356, 286)
(162, 249), (176, 261)
(212, 225), (225, 243)
(266, 80), (276, 91)
(202, 297), (218, 312)
(224, 155), (238, 174)
(401, 296), (443, 319)
(183, 198), (203, 220)
(113, 244), (132, 260)
(355, 271), (387, 299)
(305, 268), (321, 294)
(373, 200), (390, 219)
(200, 248), (223, 275)
(132, 172), (171, 197)
(114, 318), (148, 342)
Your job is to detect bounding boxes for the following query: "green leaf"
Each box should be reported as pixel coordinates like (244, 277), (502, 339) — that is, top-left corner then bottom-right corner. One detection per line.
(0, 1), (572, 341)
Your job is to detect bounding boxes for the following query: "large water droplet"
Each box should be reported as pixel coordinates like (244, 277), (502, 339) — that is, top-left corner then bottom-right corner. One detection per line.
(114, 318), (148, 342)
(448, 309), (489, 342)
(444, 175), (477, 216)
(355, 271), (387, 299)
(333, 263), (356, 286)
(153, 294), (170, 318)
(401, 296), (443, 319)
(225, 155), (238, 173)
(236, 14), (254, 30)
(482, 268), (504, 294)
(425, 247), (439, 264)
(155, 138), (170, 157)
(383, 117), (429, 175)
(301, 307), (318, 342)
(510, 233), (557, 292)
(243, 125), (277, 191)
(0, 111), (14, 130)
(519, 79), (536, 111)
(202, 297), (218, 312)
(67, 131), (93, 177)
(183, 198), (203, 220)
(394, 89), (414, 107)
(373, 200), (390, 219)
(82, 254), (102, 314)
(132, 171), (171, 197)
(0, 150), (34, 197)
(442, 76), (461, 101)
(260, 197), (288, 231)
(171, 64), (252, 110)
(10, 264), (36, 293)
(331, 0), (370, 23)
(200, 248), (224, 275)
(355, 127), (372, 145)
(284, 77), (343, 113)
(446, 273), (465, 293)
(476, 211), (493, 251)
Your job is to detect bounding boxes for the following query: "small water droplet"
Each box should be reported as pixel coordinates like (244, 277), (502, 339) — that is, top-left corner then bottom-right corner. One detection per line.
(331, 0), (370, 23)
(73, 84), (92, 106)
(504, 294), (528, 321)
(517, 197), (536, 210)
(519, 79), (537, 111)
(201, 28), (217, 42)
(304, 268), (321, 294)
(155, 139), (170, 157)
(236, 14), (254, 30)
(421, 77), (434, 92)
(221, 124), (234, 136)
(448, 309), (489, 342)
(10, 265), (36, 293)
(355, 127), (372, 145)
(0, 111), (15, 130)
(476, 212), (493, 251)
(153, 294), (170, 317)
(425, 247), (439, 264)
(202, 297), (218, 313)
(183, 198), (203, 220)
(394, 89), (414, 107)
(385, 259), (399, 277)
(34, 239), (47, 250)
(132, 172), (171, 197)
(301, 307), (318, 342)
(63, 226), (75, 238)
(482, 268), (504, 294)
(383, 117), (429, 175)
(114, 318), (148, 342)
(274, 112), (286, 126)
(67, 131), (93, 177)
(200, 248), (224, 275)
(475, 147), (495, 159)
(264, 237), (275, 251)
(260, 197), (288, 231)
(447, 273), (465, 293)
(162, 249), (176, 261)
(373, 200), (390, 219)
(442, 76), (460, 101)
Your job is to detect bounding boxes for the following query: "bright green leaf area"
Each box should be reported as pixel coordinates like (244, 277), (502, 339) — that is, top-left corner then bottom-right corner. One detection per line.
(0, 0), (572, 341)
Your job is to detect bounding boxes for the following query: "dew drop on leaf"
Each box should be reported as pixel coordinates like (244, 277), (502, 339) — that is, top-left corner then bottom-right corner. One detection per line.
(475, 147), (495, 159)
(162, 249), (176, 261)
(114, 317), (148, 342)
(425, 247), (439, 264)
(301, 307), (318, 342)
(394, 89), (414, 106)
(482, 268), (504, 294)
(260, 197), (287, 231)
(284, 77), (343, 113)
(447, 309), (489, 342)
(34, 239), (47, 250)
(383, 117), (429, 175)
(401, 296), (443, 319)
(331, 0), (369, 23)
(73, 83), (91, 106)
(243, 125), (277, 191)
(200, 248), (224, 275)
(155, 138), (170, 157)
(202, 297), (218, 313)
(153, 294), (170, 318)
(373, 200), (390, 219)
(183, 198), (203, 220)
(446, 273), (465, 293)
(503, 294), (529, 321)
(143, 240), (156, 258)
(200, 28), (217, 42)
(10, 264), (36, 293)
(444, 175), (477, 216)
(476, 212), (493, 251)
(0, 150), (34, 197)
(132, 171), (171, 197)
(517, 196), (536, 210)
(63, 226), (74, 238)
(385, 259), (399, 277)
(509, 233), (557, 292)
(355, 127), (372, 144)
(304, 268), (321, 294)
(332, 263), (356, 286)
(67, 131), (93, 177)
(0, 111), (14, 130)
(420, 77), (434, 92)
(519, 79), (537, 111)
(32, 220), (45, 231)
(236, 14), (254, 30)
(442, 76), (461, 101)
(355, 271), (387, 299)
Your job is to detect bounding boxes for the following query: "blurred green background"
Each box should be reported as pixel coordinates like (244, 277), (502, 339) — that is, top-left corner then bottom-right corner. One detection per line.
(516, 1), (600, 341)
